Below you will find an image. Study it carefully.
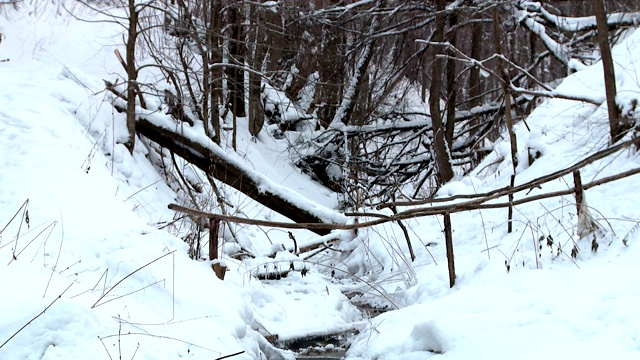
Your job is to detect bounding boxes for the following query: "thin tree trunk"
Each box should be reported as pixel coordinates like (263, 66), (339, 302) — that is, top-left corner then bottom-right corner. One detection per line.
(444, 11), (458, 149)
(315, 15), (345, 128)
(210, 0), (223, 144)
(468, 19), (482, 112)
(331, 1), (381, 126)
(594, 0), (624, 143)
(227, 3), (246, 118)
(125, 0), (138, 154)
(201, 0), (211, 139)
(247, 2), (265, 137)
(494, 8), (518, 233)
(573, 170), (598, 238)
(444, 213), (455, 288)
(430, 0), (454, 184)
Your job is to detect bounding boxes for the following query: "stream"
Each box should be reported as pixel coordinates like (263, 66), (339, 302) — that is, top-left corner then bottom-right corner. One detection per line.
(283, 298), (390, 359)
(280, 332), (352, 359)
(250, 263), (392, 359)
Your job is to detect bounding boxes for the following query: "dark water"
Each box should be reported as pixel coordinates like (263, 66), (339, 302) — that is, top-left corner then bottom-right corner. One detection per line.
(272, 288), (389, 359)
(279, 332), (353, 360)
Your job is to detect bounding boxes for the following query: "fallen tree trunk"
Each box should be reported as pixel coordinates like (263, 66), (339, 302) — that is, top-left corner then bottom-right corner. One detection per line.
(135, 117), (341, 235)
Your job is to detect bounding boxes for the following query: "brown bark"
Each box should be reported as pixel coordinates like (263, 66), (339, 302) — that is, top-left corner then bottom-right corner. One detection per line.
(125, 0), (138, 154)
(429, 0), (454, 184)
(210, 0), (223, 144)
(444, 213), (455, 288)
(209, 218), (220, 261)
(573, 170), (584, 217)
(227, 3), (246, 117)
(468, 18), (482, 111)
(493, 8), (519, 234)
(169, 162), (640, 233)
(573, 170), (598, 238)
(135, 117), (338, 235)
(380, 137), (638, 209)
(444, 12), (458, 149)
(508, 174), (515, 233)
(332, 18), (377, 126)
(168, 203), (375, 231)
(493, 9), (518, 171)
(390, 205), (415, 262)
(201, 0), (212, 139)
(594, 0), (625, 143)
(209, 218), (226, 279)
(248, 2), (266, 137)
(174, 0), (222, 142)
(315, 18), (345, 128)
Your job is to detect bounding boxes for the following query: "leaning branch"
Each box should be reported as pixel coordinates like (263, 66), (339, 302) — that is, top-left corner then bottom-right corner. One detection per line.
(168, 203), (388, 231)
(0, 283), (73, 349)
(380, 137), (638, 208)
(169, 161), (640, 230)
(134, 116), (346, 235)
(392, 164), (640, 220)
(520, 1), (640, 32)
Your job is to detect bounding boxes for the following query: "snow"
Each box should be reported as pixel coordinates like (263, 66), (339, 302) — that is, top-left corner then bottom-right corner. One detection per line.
(520, 16), (572, 65)
(3, 2), (640, 360)
(139, 109), (349, 226)
(346, 27), (640, 359)
(350, 258), (640, 360)
(0, 4), (307, 360)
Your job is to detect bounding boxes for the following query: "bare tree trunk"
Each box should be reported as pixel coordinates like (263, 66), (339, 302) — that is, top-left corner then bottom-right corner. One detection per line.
(247, 1), (265, 137)
(227, 3), (246, 118)
(493, 8), (519, 233)
(468, 18), (482, 111)
(210, 0), (223, 144)
(430, 0), (454, 184)
(595, 0), (625, 143)
(444, 213), (455, 288)
(331, 3), (380, 126)
(201, 0), (212, 139)
(493, 9), (518, 172)
(125, 0), (139, 154)
(315, 20), (345, 128)
(444, 11), (458, 149)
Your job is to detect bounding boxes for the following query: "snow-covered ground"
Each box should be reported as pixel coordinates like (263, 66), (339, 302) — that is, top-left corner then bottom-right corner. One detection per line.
(2, 2), (640, 360)
(346, 28), (640, 360)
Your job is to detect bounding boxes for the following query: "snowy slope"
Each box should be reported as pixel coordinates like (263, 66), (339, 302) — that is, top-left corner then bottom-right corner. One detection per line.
(0, 3), (363, 360)
(0, 4), (290, 360)
(345, 28), (640, 359)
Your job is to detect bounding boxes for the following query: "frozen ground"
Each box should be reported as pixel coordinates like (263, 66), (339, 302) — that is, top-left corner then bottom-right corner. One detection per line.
(1, 2), (640, 360)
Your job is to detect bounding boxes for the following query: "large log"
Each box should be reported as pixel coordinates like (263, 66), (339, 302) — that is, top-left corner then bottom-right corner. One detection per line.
(135, 117), (337, 235)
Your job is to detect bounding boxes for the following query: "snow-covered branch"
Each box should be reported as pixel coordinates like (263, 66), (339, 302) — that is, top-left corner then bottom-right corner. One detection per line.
(133, 112), (348, 234)
(520, 1), (640, 32)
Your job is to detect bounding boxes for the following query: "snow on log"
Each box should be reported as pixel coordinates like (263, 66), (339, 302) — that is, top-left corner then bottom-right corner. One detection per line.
(134, 114), (348, 235)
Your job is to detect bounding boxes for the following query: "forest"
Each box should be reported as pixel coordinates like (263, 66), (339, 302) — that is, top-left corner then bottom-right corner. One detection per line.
(85, 0), (640, 283)
(2, 0), (640, 359)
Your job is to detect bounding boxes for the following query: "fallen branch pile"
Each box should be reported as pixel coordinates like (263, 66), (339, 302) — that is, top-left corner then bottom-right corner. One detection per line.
(170, 136), (640, 228)
(170, 137), (640, 287)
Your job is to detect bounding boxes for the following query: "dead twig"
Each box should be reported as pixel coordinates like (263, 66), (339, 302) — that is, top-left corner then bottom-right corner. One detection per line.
(0, 283), (73, 349)
(215, 351), (245, 360)
(92, 251), (175, 308)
